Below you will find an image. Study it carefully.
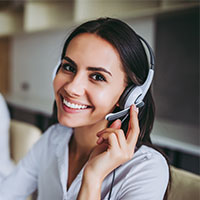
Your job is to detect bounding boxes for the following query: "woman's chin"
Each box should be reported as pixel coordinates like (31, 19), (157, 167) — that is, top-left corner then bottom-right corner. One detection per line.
(57, 115), (107, 129)
(57, 116), (85, 128)
(57, 117), (74, 128)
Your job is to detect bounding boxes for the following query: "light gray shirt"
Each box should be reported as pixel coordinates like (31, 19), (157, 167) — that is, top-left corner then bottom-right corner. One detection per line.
(0, 124), (169, 200)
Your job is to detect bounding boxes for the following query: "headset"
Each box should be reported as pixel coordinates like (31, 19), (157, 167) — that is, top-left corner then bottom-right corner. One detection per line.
(105, 35), (155, 122)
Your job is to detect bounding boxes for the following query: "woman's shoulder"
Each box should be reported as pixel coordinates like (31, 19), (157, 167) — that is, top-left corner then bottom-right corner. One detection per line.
(135, 145), (167, 161)
(115, 145), (169, 199)
(38, 123), (73, 146)
(23, 124), (73, 163)
(127, 145), (169, 173)
(116, 145), (169, 184)
(118, 145), (169, 187)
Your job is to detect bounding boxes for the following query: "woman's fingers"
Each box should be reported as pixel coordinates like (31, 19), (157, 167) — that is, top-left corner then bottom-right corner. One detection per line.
(96, 119), (121, 137)
(107, 132), (120, 150)
(97, 105), (139, 150)
(109, 119), (122, 129)
(126, 104), (140, 146)
(97, 128), (125, 145)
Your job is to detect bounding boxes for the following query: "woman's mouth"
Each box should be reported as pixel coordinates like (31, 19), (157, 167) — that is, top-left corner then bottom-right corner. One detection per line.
(63, 98), (88, 109)
(60, 95), (92, 113)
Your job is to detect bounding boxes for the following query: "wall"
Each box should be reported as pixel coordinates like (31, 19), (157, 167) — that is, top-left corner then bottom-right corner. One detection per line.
(10, 17), (155, 104)
(10, 29), (68, 101)
(154, 7), (199, 127)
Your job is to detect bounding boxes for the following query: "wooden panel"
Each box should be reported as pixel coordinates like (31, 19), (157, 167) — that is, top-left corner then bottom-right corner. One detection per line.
(0, 37), (10, 94)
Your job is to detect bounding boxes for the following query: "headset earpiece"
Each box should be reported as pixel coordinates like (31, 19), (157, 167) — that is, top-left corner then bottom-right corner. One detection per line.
(119, 85), (143, 109)
(105, 35), (155, 121)
(118, 85), (135, 109)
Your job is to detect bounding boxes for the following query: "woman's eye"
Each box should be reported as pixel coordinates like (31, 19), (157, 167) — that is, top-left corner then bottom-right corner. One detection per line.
(91, 73), (106, 82)
(62, 63), (76, 73)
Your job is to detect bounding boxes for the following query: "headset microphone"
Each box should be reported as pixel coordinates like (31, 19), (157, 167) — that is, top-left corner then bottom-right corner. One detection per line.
(105, 35), (155, 121)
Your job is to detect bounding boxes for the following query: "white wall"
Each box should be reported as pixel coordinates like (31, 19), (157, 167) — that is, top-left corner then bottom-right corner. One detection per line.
(126, 17), (155, 49)
(10, 29), (69, 101)
(10, 17), (155, 110)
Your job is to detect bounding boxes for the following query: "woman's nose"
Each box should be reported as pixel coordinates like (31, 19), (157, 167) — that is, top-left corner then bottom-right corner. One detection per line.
(63, 73), (86, 97)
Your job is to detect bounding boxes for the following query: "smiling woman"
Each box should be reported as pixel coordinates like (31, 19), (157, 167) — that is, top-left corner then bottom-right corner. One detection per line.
(0, 18), (170, 200)
(54, 33), (126, 128)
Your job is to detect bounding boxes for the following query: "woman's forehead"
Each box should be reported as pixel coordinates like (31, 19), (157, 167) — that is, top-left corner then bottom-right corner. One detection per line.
(65, 33), (126, 75)
(66, 34), (117, 62)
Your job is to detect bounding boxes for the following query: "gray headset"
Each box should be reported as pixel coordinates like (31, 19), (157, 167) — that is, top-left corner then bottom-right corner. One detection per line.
(105, 35), (155, 121)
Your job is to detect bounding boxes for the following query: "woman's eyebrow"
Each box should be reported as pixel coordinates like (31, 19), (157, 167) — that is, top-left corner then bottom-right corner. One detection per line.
(63, 56), (77, 66)
(63, 56), (112, 76)
(87, 67), (112, 76)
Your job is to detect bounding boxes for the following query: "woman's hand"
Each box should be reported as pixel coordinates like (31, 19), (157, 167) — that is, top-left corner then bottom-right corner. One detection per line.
(77, 104), (139, 200)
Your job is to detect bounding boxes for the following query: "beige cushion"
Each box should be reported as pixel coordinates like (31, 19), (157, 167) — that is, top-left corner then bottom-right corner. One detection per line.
(10, 120), (42, 164)
(168, 166), (200, 200)
(10, 120), (42, 200)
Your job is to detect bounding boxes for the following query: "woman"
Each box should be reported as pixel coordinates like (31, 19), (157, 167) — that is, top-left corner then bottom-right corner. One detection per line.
(0, 18), (169, 200)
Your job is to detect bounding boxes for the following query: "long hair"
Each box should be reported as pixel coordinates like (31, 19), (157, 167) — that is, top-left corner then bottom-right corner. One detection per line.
(49, 17), (171, 199)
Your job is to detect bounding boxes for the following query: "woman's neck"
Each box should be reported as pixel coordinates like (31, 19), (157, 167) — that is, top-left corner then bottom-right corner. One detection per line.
(67, 119), (108, 189)
(70, 119), (108, 159)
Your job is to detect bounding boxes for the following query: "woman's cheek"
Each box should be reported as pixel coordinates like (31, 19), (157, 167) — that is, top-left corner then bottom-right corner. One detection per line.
(53, 75), (61, 93)
(53, 74), (66, 95)
(93, 89), (118, 112)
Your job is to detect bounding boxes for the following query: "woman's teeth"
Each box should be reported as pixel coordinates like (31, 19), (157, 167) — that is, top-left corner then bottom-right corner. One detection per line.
(63, 99), (87, 109)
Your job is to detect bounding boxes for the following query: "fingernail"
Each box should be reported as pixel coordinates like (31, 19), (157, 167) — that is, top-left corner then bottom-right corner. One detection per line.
(97, 137), (103, 144)
(133, 104), (139, 114)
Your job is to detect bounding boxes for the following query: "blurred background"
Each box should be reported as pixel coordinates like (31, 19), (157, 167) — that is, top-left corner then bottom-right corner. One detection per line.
(0, 0), (199, 174)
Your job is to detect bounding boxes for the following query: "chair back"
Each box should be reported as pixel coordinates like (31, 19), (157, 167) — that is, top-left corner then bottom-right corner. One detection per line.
(168, 166), (200, 200)
(10, 120), (42, 163)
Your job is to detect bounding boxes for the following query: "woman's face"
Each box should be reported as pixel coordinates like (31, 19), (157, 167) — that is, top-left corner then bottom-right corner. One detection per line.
(53, 33), (127, 128)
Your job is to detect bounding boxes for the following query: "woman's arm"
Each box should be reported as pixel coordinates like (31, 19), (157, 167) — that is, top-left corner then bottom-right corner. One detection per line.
(77, 171), (102, 200)
(77, 105), (139, 200)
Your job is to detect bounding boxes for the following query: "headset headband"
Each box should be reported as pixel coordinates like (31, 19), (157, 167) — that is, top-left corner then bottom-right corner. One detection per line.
(137, 35), (155, 70)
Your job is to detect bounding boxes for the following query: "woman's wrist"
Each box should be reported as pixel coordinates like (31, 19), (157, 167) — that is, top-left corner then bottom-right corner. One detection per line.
(77, 168), (102, 200)
(83, 165), (103, 186)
